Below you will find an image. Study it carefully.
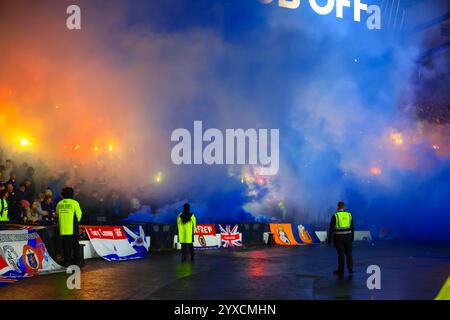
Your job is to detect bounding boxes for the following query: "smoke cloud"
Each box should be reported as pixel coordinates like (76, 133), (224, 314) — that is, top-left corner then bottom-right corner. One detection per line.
(0, 0), (448, 242)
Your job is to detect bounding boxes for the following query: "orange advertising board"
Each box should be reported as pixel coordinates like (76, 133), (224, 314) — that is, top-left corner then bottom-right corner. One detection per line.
(270, 224), (300, 246)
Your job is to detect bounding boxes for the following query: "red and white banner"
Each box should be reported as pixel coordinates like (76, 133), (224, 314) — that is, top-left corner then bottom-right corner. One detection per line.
(84, 226), (149, 261)
(194, 224), (219, 249)
(219, 225), (242, 247)
(85, 226), (127, 240)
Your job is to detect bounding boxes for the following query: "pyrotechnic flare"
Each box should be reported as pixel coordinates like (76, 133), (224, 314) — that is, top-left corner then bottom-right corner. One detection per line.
(155, 172), (163, 183)
(19, 138), (30, 147)
(390, 132), (404, 145)
(371, 167), (382, 176)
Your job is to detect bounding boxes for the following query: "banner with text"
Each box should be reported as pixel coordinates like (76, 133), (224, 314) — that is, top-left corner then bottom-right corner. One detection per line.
(0, 229), (63, 286)
(194, 224), (219, 249)
(84, 225), (149, 261)
(218, 224), (242, 247)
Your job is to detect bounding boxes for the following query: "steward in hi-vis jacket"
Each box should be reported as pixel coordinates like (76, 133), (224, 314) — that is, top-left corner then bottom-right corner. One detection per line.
(177, 203), (196, 262)
(56, 187), (82, 266)
(328, 201), (355, 277)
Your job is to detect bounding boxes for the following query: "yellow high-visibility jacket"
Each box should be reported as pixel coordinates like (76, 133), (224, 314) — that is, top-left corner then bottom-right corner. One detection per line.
(334, 211), (352, 230)
(435, 277), (450, 300)
(177, 212), (196, 244)
(0, 198), (9, 222)
(56, 198), (82, 236)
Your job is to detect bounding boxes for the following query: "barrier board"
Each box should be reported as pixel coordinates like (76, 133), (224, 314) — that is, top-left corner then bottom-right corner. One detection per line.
(269, 224), (320, 245)
(218, 224), (242, 247)
(84, 225), (149, 261)
(269, 224), (300, 246)
(194, 224), (219, 249)
(0, 229), (63, 286)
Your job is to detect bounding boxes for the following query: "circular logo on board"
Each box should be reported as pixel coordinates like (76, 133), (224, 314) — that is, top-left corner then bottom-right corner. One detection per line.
(22, 245), (40, 272)
(199, 235), (207, 247)
(0, 245), (21, 272)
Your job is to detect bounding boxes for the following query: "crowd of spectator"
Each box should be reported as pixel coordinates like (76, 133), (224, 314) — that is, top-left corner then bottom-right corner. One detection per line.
(0, 157), (143, 226)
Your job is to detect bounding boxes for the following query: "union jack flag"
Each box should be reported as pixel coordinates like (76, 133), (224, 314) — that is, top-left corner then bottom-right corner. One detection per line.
(218, 225), (242, 247)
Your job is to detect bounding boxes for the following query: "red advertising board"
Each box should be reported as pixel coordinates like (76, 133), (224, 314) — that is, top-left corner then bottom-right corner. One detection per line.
(194, 224), (216, 236)
(85, 226), (127, 240)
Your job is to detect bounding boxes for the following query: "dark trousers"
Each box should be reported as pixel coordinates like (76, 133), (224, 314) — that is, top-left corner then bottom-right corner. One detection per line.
(61, 235), (80, 266)
(181, 243), (194, 261)
(334, 234), (353, 274)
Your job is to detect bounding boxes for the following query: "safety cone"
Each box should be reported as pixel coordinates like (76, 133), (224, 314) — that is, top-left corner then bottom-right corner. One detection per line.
(435, 277), (450, 300)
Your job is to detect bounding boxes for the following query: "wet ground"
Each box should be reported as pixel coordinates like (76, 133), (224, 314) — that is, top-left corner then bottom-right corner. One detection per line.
(0, 242), (449, 300)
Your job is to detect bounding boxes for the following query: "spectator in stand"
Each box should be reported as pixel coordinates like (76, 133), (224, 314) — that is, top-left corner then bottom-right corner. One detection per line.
(24, 166), (35, 181)
(21, 200), (33, 223)
(7, 172), (17, 190)
(30, 199), (49, 222)
(5, 183), (14, 197)
(130, 193), (141, 212)
(86, 190), (103, 225)
(23, 179), (35, 203)
(44, 188), (53, 199)
(17, 162), (28, 183)
(24, 167), (36, 197)
(48, 172), (67, 201)
(16, 183), (28, 203)
(106, 189), (122, 224)
(25, 203), (38, 223)
(120, 191), (131, 218)
(0, 165), (6, 183)
(74, 186), (89, 223)
(4, 160), (13, 180)
(74, 186), (87, 205)
(41, 195), (56, 222)
(0, 156), (148, 226)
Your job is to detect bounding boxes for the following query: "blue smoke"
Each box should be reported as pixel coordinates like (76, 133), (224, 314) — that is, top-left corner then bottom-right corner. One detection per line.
(6, 0), (448, 242)
(139, 0), (449, 242)
(126, 188), (276, 224)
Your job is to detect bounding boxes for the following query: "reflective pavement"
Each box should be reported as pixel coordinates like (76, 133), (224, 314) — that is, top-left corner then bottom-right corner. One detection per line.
(0, 242), (449, 300)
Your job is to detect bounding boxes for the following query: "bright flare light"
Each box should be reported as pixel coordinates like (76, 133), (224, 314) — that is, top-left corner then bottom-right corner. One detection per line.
(390, 133), (404, 145)
(256, 176), (266, 185)
(371, 167), (382, 176)
(108, 144), (113, 152)
(154, 172), (163, 183)
(19, 138), (30, 147)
